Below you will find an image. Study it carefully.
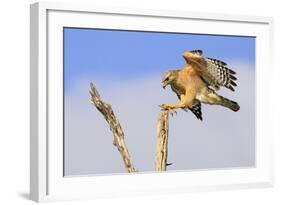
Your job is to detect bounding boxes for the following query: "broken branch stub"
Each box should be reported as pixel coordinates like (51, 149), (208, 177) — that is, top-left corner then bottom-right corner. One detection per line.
(89, 83), (137, 173)
(155, 111), (170, 171)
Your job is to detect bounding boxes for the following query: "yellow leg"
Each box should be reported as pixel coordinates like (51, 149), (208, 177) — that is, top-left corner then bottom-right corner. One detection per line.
(159, 103), (185, 116)
(160, 93), (194, 116)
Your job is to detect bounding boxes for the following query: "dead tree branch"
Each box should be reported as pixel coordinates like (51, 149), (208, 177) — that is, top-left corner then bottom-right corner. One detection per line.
(89, 83), (137, 173)
(155, 111), (170, 171)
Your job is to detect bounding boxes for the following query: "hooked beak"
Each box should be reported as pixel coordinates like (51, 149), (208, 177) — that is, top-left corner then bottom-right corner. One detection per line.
(162, 80), (168, 89)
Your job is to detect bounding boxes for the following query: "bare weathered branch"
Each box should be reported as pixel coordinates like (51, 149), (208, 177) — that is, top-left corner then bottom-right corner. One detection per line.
(155, 111), (170, 171)
(89, 83), (137, 173)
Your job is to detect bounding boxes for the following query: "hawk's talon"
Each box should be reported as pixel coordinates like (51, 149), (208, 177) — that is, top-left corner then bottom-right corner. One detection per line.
(159, 104), (177, 116)
(159, 104), (169, 110)
(169, 109), (177, 116)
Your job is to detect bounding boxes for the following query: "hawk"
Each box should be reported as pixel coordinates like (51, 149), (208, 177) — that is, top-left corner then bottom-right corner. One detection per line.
(160, 50), (240, 120)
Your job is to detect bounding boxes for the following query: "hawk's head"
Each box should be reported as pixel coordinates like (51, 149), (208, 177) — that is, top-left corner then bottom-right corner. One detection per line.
(161, 70), (178, 89)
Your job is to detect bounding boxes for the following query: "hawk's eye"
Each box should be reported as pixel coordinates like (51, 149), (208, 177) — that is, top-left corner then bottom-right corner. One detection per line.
(165, 77), (169, 81)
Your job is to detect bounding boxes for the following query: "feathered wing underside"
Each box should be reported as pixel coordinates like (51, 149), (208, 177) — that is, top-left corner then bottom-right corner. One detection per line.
(203, 57), (237, 91)
(189, 49), (203, 56)
(185, 50), (238, 91)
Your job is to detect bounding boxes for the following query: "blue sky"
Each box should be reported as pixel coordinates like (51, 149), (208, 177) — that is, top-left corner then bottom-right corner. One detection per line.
(64, 28), (255, 92)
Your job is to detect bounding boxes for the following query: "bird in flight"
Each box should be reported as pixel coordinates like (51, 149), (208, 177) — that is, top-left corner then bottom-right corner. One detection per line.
(160, 50), (240, 120)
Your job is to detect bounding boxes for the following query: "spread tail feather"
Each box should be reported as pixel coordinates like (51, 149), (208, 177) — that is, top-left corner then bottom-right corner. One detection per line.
(220, 96), (240, 112)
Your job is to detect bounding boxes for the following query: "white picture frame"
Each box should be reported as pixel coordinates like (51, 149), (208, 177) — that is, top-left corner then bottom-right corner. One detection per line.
(30, 1), (274, 202)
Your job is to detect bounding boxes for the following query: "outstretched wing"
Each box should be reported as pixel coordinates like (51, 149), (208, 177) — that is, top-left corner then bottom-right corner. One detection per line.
(183, 50), (237, 91)
(189, 49), (203, 56)
(203, 57), (237, 91)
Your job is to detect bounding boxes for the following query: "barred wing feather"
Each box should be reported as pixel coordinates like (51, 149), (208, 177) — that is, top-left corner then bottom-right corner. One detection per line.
(203, 57), (237, 91)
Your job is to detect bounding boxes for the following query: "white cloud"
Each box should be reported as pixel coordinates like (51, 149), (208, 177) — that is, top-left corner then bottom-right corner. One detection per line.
(64, 63), (255, 176)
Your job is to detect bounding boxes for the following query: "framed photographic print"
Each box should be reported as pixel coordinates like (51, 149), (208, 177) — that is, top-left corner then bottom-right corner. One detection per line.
(30, 2), (274, 202)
